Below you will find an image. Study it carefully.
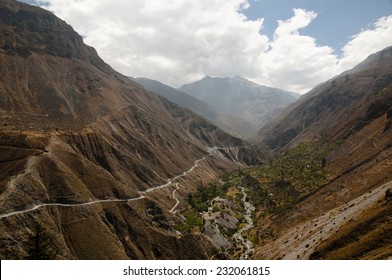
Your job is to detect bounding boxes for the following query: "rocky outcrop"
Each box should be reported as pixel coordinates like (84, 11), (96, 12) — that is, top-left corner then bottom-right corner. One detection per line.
(0, 0), (108, 70)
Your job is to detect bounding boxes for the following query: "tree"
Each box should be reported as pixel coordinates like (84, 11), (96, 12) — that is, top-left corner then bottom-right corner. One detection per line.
(25, 223), (58, 260)
(188, 193), (195, 208)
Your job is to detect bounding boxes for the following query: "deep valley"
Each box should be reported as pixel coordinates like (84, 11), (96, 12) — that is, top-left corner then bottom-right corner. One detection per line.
(1, 0), (392, 260)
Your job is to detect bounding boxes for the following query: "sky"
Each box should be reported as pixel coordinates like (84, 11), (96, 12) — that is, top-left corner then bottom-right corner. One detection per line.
(21, 0), (392, 93)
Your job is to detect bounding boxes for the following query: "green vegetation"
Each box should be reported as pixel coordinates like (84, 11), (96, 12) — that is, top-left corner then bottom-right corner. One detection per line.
(175, 173), (244, 234)
(174, 209), (204, 233)
(242, 139), (336, 214)
(176, 139), (336, 234)
(263, 140), (331, 192)
(188, 139), (335, 216)
(187, 181), (231, 212)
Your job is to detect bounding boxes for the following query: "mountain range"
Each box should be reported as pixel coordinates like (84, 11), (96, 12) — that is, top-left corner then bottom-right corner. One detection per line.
(1, 0), (391, 260)
(130, 77), (257, 138)
(180, 75), (299, 129)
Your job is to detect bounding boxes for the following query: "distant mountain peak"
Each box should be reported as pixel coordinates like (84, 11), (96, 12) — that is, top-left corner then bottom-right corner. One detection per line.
(180, 76), (299, 129)
(131, 76), (258, 138)
(201, 75), (245, 81)
(202, 75), (214, 80)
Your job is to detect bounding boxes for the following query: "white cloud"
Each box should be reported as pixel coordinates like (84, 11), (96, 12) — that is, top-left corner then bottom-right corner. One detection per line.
(256, 9), (338, 93)
(257, 10), (392, 93)
(337, 15), (392, 72)
(274, 8), (317, 39)
(35, 1), (392, 94)
(37, 0), (267, 87)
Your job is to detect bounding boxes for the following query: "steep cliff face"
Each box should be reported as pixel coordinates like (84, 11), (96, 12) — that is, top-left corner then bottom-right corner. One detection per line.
(0, 0), (108, 69)
(0, 0), (265, 259)
(251, 46), (392, 259)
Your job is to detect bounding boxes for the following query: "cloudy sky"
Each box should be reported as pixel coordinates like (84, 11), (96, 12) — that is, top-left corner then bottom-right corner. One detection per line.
(22, 0), (392, 93)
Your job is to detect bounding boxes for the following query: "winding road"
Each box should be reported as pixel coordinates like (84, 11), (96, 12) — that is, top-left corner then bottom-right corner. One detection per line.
(0, 196), (147, 219)
(169, 183), (180, 213)
(0, 145), (239, 219)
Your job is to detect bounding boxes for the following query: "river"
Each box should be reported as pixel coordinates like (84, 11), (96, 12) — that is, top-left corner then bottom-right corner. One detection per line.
(232, 186), (256, 259)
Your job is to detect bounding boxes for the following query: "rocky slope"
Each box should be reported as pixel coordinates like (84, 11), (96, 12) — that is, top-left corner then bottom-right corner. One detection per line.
(250, 46), (392, 259)
(0, 0), (265, 259)
(131, 77), (257, 138)
(180, 76), (299, 129)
